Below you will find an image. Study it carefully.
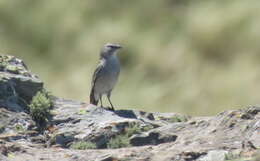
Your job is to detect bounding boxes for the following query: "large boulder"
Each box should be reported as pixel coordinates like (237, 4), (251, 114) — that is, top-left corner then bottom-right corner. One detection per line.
(0, 55), (43, 111)
(0, 55), (42, 147)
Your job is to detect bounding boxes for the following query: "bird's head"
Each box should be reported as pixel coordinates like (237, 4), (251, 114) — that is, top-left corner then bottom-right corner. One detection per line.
(101, 43), (122, 58)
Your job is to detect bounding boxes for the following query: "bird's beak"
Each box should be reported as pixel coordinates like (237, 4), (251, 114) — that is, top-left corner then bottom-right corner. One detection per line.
(115, 45), (122, 49)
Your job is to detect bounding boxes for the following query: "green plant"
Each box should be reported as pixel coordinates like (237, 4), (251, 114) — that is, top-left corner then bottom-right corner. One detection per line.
(0, 55), (9, 70)
(118, 159), (131, 161)
(142, 125), (154, 132)
(70, 141), (97, 150)
(168, 115), (188, 123)
(107, 123), (142, 149)
(125, 123), (141, 136)
(14, 124), (24, 132)
(107, 134), (130, 149)
(225, 152), (239, 161)
(77, 109), (87, 115)
(224, 152), (255, 161)
(7, 153), (14, 158)
(29, 90), (52, 126)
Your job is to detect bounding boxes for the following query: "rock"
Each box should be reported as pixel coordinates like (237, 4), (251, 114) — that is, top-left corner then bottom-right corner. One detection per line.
(49, 98), (161, 148)
(0, 108), (36, 134)
(197, 150), (228, 161)
(2, 104), (260, 161)
(95, 155), (117, 161)
(0, 55), (43, 154)
(0, 55), (43, 111)
(130, 130), (177, 146)
(0, 55), (260, 161)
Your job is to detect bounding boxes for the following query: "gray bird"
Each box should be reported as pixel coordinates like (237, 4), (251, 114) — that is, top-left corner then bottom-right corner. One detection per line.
(90, 43), (122, 111)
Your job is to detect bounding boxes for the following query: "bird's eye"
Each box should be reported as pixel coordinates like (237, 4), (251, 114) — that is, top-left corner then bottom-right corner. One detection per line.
(105, 44), (121, 49)
(108, 46), (116, 49)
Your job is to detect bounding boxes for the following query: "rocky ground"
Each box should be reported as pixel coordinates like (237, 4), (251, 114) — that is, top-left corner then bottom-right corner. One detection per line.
(0, 55), (260, 161)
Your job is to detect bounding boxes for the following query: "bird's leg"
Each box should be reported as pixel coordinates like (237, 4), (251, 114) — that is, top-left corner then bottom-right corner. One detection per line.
(107, 92), (115, 111)
(99, 94), (103, 108)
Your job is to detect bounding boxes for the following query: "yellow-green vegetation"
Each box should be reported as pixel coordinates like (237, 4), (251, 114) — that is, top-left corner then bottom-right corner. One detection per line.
(77, 109), (87, 115)
(29, 90), (52, 126)
(224, 152), (241, 161)
(224, 156), (255, 161)
(168, 115), (189, 123)
(7, 153), (14, 159)
(107, 134), (130, 149)
(0, 61), (7, 70)
(70, 141), (97, 150)
(224, 151), (260, 161)
(14, 124), (25, 132)
(107, 123), (141, 149)
(142, 125), (154, 132)
(1, 1), (260, 115)
(0, 55), (9, 68)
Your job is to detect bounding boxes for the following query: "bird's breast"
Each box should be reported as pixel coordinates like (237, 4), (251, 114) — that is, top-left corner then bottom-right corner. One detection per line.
(94, 56), (120, 94)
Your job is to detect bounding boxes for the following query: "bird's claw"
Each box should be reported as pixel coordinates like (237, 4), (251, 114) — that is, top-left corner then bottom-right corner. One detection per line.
(107, 106), (115, 111)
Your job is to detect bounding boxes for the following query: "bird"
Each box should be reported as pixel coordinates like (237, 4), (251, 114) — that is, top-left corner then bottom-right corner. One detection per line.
(89, 43), (122, 111)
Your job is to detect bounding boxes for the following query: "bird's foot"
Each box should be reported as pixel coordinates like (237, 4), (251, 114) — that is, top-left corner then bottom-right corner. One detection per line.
(107, 106), (115, 111)
(97, 105), (104, 112)
(102, 106), (115, 111)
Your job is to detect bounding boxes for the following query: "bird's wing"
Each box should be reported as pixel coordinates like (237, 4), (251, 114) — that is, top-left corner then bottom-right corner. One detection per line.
(90, 60), (105, 104)
(91, 60), (105, 89)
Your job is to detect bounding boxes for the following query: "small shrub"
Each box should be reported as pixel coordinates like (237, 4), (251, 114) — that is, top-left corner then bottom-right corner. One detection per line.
(125, 123), (141, 136)
(224, 152), (238, 161)
(224, 152), (253, 161)
(107, 123), (142, 149)
(29, 90), (52, 126)
(107, 134), (130, 149)
(70, 141), (97, 150)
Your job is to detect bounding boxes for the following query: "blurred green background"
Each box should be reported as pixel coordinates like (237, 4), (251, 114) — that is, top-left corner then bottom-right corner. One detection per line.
(1, 0), (260, 116)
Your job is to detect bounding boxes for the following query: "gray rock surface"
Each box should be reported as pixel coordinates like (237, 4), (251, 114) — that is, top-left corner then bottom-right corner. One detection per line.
(0, 55), (43, 111)
(0, 55), (260, 161)
(0, 55), (41, 145)
(49, 98), (177, 148)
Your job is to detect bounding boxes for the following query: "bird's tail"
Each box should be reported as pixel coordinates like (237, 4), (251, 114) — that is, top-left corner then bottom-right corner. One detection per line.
(90, 88), (98, 105)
